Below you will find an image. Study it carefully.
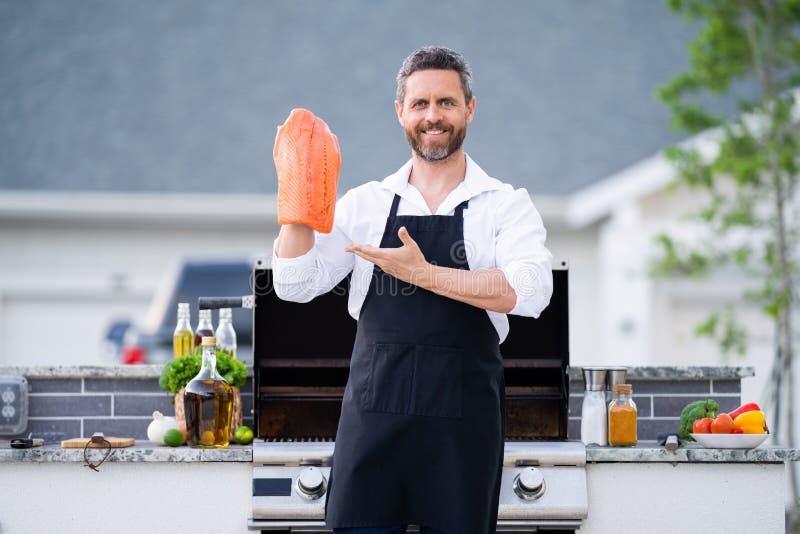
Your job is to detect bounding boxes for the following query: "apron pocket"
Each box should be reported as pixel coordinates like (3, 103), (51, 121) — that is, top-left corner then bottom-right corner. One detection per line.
(363, 343), (415, 415)
(410, 345), (463, 418)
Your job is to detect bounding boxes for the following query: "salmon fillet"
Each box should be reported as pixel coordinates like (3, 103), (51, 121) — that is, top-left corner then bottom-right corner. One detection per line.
(273, 108), (341, 233)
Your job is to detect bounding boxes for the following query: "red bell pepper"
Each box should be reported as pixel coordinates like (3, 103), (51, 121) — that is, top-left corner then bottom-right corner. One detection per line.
(728, 402), (760, 421)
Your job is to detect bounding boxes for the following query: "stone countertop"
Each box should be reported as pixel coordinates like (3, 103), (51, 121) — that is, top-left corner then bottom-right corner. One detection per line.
(4, 440), (797, 464)
(0, 364), (255, 379)
(567, 366), (754, 380)
(586, 442), (800, 463)
(0, 364), (752, 380)
(0, 441), (252, 463)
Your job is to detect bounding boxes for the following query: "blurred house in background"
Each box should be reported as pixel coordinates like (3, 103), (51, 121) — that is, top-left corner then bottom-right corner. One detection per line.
(0, 2), (771, 401)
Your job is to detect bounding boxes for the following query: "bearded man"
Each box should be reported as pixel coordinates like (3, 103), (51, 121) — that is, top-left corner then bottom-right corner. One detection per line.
(273, 46), (553, 534)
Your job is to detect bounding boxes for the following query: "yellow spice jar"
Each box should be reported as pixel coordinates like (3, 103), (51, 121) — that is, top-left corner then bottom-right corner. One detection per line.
(608, 383), (637, 446)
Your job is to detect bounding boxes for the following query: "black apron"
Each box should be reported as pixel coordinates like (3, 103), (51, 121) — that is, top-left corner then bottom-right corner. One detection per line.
(325, 193), (505, 533)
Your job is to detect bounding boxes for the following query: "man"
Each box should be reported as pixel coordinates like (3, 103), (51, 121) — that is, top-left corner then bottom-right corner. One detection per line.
(273, 46), (553, 534)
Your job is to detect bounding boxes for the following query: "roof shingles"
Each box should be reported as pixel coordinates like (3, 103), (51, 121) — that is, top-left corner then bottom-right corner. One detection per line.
(0, 0), (749, 196)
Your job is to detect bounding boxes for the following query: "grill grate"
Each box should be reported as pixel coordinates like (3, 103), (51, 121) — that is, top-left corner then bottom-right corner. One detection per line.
(263, 436), (335, 443)
(260, 436), (552, 443)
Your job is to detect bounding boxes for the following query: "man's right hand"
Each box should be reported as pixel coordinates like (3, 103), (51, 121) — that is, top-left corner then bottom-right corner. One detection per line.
(275, 223), (315, 259)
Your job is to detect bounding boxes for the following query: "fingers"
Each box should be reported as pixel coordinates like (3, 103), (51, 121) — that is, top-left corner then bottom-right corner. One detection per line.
(346, 243), (380, 255)
(397, 226), (416, 247)
(346, 244), (381, 264)
(352, 249), (383, 268)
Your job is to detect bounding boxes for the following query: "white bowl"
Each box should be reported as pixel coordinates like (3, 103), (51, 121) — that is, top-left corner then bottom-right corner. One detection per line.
(690, 433), (769, 449)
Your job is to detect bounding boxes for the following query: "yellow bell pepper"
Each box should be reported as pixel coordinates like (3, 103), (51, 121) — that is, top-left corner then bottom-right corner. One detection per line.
(733, 410), (767, 434)
(738, 424), (767, 434)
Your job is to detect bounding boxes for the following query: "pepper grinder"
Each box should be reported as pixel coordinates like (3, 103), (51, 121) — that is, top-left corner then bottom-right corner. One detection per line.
(580, 367), (608, 446)
(605, 367), (628, 405)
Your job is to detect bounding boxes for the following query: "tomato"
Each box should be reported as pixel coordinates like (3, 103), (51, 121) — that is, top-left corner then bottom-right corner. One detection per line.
(731, 427), (744, 434)
(711, 413), (735, 434)
(692, 417), (713, 433)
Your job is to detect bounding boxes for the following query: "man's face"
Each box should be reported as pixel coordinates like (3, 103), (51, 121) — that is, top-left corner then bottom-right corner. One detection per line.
(395, 69), (476, 162)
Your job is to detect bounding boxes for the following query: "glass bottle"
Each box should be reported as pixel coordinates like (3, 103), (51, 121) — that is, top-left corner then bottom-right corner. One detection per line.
(215, 308), (237, 359)
(581, 390), (608, 446)
(194, 309), (214, 348)
(173, 303), (194, 358)
(608, 384), (637, 446)
(184, 336), (233, 448)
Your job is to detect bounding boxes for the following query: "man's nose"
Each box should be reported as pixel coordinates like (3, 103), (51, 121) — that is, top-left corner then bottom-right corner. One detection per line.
(425, 103), (443, 122)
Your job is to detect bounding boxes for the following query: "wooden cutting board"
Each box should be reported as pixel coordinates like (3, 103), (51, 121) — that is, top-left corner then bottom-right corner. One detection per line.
(61, 436), (135, 448)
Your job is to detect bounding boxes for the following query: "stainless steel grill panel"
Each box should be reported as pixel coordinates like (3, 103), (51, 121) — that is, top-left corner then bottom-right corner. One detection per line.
(248, 263), (586, 532)
(251, 442), (589, 531)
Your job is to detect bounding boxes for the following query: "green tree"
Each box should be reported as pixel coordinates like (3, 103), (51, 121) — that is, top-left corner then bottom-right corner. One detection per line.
(653, 0), (799, 526)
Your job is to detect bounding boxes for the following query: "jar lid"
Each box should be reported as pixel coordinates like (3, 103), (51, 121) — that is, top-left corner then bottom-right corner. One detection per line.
(613, 383), (632, 394)
(201, 336), (216, 347)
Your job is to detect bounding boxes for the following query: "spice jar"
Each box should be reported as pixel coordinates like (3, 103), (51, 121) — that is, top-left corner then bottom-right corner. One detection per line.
(608, 383), (637, 446)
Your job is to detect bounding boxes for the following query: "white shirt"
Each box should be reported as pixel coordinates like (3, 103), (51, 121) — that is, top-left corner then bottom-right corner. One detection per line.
(271, 154), (553, 343)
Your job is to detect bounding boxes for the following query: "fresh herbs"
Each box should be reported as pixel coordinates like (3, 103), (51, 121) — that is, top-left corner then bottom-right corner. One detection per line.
(159, 348), (247, 393)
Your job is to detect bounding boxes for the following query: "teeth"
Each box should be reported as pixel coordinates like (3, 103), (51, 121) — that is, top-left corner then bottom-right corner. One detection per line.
(425, 130), (444, 134)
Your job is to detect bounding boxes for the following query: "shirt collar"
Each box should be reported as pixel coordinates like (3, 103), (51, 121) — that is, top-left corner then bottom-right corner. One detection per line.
(380, 153), (504, 198)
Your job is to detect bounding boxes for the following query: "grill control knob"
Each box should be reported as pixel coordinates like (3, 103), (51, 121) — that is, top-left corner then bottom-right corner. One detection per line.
(513, 467), (546, 500)
(296, 467), (327, 500)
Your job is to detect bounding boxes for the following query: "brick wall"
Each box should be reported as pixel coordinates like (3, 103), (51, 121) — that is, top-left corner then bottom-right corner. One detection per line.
(567, 377), (742, 440)
(11, 373), (742, 443)
(13, 377), (254, 441)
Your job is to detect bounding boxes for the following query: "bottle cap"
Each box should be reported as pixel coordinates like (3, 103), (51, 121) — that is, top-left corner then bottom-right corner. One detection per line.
(201, 336), (216, 347)
(613, 383), (632, 394)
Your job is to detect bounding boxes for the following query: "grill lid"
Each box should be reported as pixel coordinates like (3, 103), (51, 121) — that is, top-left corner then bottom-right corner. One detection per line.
(252, 259), (571, 441)
(253, 259), (569, 362)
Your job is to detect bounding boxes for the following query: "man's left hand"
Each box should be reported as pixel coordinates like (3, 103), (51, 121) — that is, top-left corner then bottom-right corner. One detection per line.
(346, 227), (430, 285)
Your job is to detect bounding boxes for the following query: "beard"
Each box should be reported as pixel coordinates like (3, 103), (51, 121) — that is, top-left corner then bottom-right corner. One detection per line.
(404, 120), (467, 162)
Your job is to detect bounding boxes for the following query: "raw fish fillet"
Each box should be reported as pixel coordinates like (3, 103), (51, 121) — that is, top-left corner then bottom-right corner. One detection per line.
(273, 108), (341, 233)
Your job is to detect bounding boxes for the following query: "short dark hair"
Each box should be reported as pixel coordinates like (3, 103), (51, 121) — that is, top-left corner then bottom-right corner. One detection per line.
(396, 46), (473, 105)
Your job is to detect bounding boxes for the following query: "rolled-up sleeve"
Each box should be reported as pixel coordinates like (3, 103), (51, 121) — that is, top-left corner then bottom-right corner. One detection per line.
(271, 191), (355, 303)
(495, 188), (553, 317)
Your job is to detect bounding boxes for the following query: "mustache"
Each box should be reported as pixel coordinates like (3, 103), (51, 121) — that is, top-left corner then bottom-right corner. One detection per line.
(417, 121), (451, 132)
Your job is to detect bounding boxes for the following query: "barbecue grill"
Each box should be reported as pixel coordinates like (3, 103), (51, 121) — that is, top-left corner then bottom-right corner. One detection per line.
(241, 258), (586, 533)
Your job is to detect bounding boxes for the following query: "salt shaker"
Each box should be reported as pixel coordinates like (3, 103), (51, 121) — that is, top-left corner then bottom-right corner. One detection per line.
(581, 367), (608, 446)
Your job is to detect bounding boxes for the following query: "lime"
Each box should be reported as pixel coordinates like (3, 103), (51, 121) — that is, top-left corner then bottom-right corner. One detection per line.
(163, 428), (185, 447)
(234, 425), (254, 445)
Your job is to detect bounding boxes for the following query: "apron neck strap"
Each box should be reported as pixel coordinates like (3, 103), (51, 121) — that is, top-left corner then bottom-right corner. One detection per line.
(389, 194), (402, 218)
(454, 199), (469, 217)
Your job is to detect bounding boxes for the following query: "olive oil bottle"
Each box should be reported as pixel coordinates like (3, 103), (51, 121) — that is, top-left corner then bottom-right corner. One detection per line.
(184, 336), (233, 448)
(173, 303), (194, 358)
(194, 309), (214, 348)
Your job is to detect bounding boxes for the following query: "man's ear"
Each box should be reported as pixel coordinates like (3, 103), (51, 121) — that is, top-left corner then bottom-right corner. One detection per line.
(395, 100), (403, 125)
(466, 96), (476, 125)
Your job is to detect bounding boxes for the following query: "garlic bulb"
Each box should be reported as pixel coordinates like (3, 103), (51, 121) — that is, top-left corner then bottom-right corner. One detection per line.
(147, 411), (179, 445)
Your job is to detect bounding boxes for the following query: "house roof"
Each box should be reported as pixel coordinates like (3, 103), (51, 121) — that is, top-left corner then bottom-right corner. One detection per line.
(564, 85), (800, 229)
(0, 0), (749, 197)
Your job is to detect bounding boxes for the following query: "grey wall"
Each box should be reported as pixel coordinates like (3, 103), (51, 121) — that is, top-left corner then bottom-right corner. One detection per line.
(0, 0), (747, 196)
(15, 374), (741, 442)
